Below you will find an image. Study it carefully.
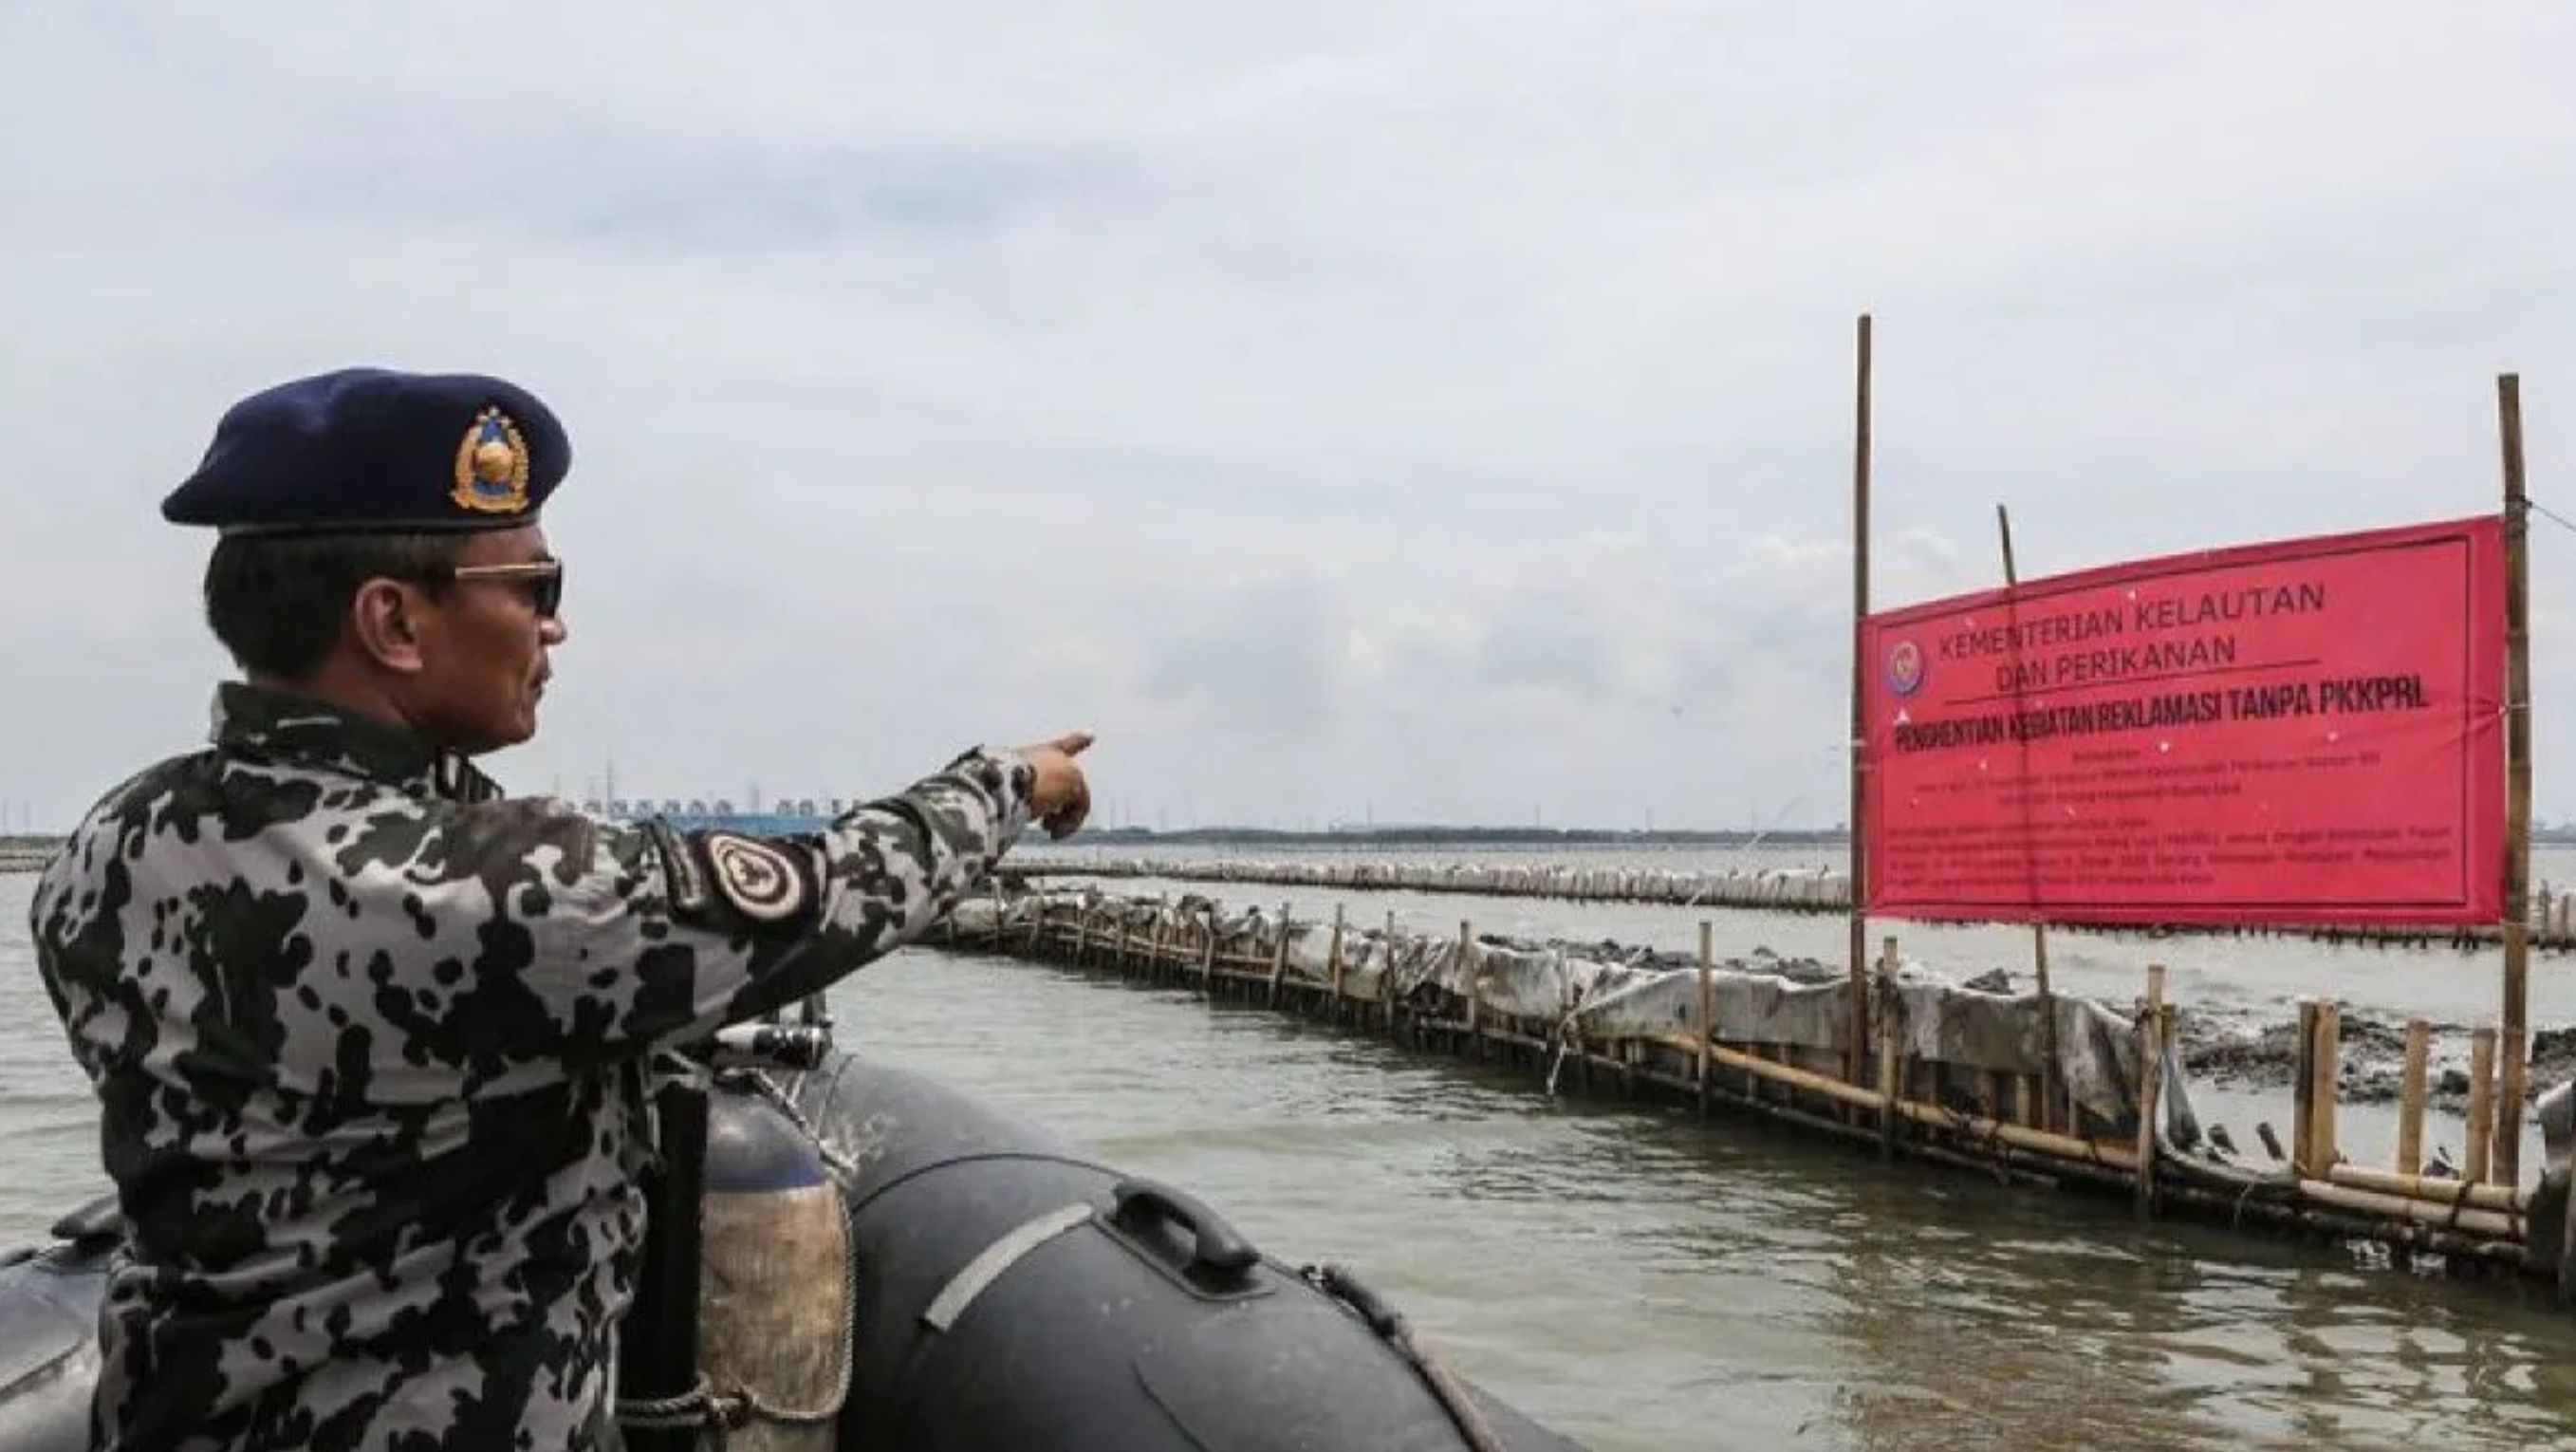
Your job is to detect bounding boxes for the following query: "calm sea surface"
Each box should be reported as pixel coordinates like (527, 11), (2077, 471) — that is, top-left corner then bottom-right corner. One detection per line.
(9, 856), (2576, 1449)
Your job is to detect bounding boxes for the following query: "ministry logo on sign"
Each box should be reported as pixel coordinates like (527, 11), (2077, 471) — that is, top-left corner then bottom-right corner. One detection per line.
(1885, 639), (1927, 698)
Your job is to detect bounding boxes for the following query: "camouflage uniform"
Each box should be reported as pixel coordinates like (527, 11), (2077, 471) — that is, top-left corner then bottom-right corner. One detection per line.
(32, 680), (1035, 1450)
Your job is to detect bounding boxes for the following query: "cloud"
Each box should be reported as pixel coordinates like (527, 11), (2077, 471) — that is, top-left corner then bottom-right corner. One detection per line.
(3, 1), (2572, 829)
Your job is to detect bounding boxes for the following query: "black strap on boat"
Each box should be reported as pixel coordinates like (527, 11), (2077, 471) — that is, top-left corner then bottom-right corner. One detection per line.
(617, 1063), (713, 1452)
(1302, 1262), (1509, 1452)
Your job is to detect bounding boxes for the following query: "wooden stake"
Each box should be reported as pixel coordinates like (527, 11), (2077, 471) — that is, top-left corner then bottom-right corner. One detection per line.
(2466, 1027), (2496, 1186)
(2559, 1178), (2576, 1305)
(1459, 921), (1480, 1057)
(2292, 1000), (2318, 1176)
(1199, 904), (1217, 994)
(2310, 998), (2341, 1174)
(1327, 904), (1346, 1015)
(1876, 934), (1900, 1159)
(2397, 1018), (2430, 1175)
(1696, 921), (1714, 1119)
(2500, 372), (2533, 1186)
(1383, 910), (1399, 1031)
(1847, 312), (1873, 1091)
(2136, 964), (2165, 1219)
(2498, 1026), (2526, 1186)
(1269, 901), (1292, 1006)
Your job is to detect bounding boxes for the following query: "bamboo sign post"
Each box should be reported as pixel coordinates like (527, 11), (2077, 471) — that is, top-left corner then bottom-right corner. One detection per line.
(1847, 312), (1875, 1098)
(2497, 373), (2532, 1187)
(1996, 504), (2066, 1134)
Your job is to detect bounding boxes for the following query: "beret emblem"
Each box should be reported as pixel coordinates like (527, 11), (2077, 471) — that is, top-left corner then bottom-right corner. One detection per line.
(452, 407), (532, 515)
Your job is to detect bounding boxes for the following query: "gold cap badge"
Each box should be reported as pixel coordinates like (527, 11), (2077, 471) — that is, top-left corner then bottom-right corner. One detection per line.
(452, 407), (532, 514)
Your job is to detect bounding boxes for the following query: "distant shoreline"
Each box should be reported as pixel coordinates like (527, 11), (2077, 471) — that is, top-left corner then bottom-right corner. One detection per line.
(1048, 827), (1853, 848)
(17, 826), (2576, 855)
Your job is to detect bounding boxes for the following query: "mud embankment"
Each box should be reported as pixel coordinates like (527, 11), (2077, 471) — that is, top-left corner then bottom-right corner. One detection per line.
(2178, 1011), (2576, 1109)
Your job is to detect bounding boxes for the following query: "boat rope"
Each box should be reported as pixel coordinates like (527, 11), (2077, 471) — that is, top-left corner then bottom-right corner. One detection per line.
(1301, 1262), (1510, 1452)
(714, 1066), (862, 1183)
(615, 1371), (740, 1435)
(1544, 1014), (1578, 1098)
(1543, 969), (1591, 1098)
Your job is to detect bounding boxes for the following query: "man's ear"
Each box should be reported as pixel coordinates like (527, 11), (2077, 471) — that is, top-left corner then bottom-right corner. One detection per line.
(350, 577), (429, 675)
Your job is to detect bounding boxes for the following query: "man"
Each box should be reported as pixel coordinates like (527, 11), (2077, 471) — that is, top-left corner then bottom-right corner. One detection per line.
(30, 366), (1093, 1450)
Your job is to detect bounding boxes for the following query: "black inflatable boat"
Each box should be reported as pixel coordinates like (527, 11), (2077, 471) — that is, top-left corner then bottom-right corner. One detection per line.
(0, 1048), (1585, 1451)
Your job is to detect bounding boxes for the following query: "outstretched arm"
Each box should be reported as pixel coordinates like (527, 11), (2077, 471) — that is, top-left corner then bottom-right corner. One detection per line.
(451, 735), (1087, 1066)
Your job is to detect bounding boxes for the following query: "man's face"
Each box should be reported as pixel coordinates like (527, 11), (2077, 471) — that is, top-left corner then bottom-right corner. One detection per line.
(402, 524), (566, 754)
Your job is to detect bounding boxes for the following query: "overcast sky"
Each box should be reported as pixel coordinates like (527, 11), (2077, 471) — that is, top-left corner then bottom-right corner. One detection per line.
(4, 3), (2572, 832)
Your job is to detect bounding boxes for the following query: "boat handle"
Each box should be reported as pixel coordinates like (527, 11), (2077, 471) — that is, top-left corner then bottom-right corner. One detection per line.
(1109, 1177), (1260, 1278)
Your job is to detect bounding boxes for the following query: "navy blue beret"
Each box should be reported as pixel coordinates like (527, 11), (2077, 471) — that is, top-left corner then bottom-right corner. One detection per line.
(161, 367), (572, 534)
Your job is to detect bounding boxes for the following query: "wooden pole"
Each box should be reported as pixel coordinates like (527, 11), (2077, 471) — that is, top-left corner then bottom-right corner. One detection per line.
(2465, 1027), (2496, 1186)
(2326, 1162), (2523, 1215)
(2397, 1018), (2430, 1175)
(1680, 1035), (2141, 1172)
(1459, 921), (1480, 1056)
(1847, 312), (1874, 1092)
(1998, 502), (2064, 1134)
(1327, 904), (1346, 1016)
(1697, 921), (1714, 1118)
(1876, 934), (1900, 1159)
(2292, 1000), (2318, 1176)
(2136, 964), (2167, 1219)
(1267, 901), (1291, 1005)
(2500, 372), (2532, 1185)
(1383, 910), (1399, 1031)
(1199, 903), (1218, 994)
(2309, 998), (2341, 1176)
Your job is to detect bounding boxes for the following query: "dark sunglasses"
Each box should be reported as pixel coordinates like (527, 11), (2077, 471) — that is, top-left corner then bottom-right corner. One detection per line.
(441, 559), (565, 617)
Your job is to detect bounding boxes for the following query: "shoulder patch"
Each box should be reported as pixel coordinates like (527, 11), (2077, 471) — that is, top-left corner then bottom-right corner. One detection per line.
(645, 820), (823, 932)
(704, 831), (810, 922)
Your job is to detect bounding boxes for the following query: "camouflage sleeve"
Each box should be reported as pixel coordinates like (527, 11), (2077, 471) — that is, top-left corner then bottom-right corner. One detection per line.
(530, 748), (1036, 1060)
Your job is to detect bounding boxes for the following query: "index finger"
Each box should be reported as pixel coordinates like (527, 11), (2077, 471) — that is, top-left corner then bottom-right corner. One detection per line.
(1050, 731), (1096, 756)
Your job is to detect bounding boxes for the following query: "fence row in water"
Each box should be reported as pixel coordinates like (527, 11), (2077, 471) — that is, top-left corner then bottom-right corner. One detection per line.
(936, 884), (2569, 1298)
(1011, 855), (2576, 950)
